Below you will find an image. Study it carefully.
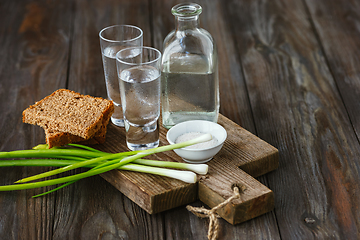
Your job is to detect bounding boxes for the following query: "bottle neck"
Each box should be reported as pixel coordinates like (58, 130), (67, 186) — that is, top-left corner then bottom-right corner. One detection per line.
(175, 16), (200, 31)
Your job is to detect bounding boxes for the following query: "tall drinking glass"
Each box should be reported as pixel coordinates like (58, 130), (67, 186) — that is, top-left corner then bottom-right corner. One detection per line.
(99, 25), (143, 127)
(116, 47), (162, 150)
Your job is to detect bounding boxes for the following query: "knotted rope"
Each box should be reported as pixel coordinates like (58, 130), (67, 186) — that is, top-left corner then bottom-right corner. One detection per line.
(186, 186), (242, 240)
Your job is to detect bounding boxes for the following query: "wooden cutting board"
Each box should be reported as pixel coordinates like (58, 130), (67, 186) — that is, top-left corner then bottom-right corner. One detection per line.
(98, 114), (278, 225)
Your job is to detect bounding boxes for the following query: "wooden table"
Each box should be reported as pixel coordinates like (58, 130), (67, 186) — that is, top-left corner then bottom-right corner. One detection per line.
(1, 0), (360, 239)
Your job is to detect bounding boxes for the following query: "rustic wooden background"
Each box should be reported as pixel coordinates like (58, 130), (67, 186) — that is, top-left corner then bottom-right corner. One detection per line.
(1, 0), (360, 239)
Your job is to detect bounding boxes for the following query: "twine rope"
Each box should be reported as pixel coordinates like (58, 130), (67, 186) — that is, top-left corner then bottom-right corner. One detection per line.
(186, 186), (241, 240)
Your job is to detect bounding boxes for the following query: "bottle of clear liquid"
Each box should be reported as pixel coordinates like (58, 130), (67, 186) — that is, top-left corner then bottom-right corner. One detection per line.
(161, 3), (219, 129)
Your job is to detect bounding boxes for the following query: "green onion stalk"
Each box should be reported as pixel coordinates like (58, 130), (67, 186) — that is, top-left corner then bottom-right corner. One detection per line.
(0, 134), (211, 195)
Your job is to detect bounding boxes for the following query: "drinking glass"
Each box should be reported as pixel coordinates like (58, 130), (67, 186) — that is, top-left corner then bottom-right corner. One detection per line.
(116, 46), (162, 150)
(99, 25), (143, 127)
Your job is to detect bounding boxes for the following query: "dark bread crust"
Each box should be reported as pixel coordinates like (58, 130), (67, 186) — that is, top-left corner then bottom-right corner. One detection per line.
(45, 124), (107, 147)
(22, 89), (114, 140)
(44, 107), (113, 148)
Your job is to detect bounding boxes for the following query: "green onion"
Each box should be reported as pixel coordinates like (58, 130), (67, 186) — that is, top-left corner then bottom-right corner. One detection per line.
(67, 143), (105, 153)
(29, 162), (198, 198)
(120, 164), (197, 183)
(132, 159), (208, 175)
(0, 154), (189, 191)
(0, 159), (203, 183)
(0, 133), (212, 193)
(15, 133), (212, 183)
(0, 148), (107, 159)
(14, 154), (127, 183)
(31, 182), (74, 198)
(0, 159), (78, 167)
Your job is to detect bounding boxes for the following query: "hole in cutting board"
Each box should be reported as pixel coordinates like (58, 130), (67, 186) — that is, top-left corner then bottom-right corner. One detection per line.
(231, 183), (247, 193)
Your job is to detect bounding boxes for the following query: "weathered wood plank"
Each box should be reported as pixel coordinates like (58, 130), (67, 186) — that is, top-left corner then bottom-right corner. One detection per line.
(0, 0), (72, 239)
(67, 0), (152, 97)
(226, 0), (360, 239)
(52, 173), (166, 240)
(218, 115), (279, 178)
(304, 1), (360, 238)
(305, 0), (360, 143)
(0, 0), (71, 150)
(199, 115), (277, 225)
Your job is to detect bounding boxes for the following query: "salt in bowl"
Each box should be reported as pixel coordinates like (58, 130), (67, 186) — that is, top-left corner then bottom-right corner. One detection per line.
(166, 120), (227, 163)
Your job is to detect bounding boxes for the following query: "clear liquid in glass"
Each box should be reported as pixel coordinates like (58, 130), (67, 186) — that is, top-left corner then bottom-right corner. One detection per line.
(161, 53), (219, 129)
(102, 45), (126, 126)
(119, 65), (161, 150)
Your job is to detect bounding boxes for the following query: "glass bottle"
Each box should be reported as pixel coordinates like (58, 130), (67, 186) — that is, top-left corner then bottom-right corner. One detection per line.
(161, 3), (219, 129)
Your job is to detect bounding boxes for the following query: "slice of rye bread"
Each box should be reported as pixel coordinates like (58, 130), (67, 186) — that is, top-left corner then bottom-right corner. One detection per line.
(44, 107), (112, 148)
(23, 89), (114, 140)
(44, 122), (108, 148)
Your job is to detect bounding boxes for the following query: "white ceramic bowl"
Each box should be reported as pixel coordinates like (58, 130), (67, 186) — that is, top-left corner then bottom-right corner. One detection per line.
(166, 120), (227, 163)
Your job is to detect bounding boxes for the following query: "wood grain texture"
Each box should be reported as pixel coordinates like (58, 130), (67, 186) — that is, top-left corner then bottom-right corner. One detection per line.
(0, 0), (71, 150)
(52, 172), (165, 240)
(199, 115), (277, 224)
(218, 114), (279, 178)
(304, 1), (360, 238)
(199, 166), (274, 225)
(226, 0), (360, 239)
(67, 0), (152, 97)
(0, 0), (71, 240)
(305, 0), (360, 142)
